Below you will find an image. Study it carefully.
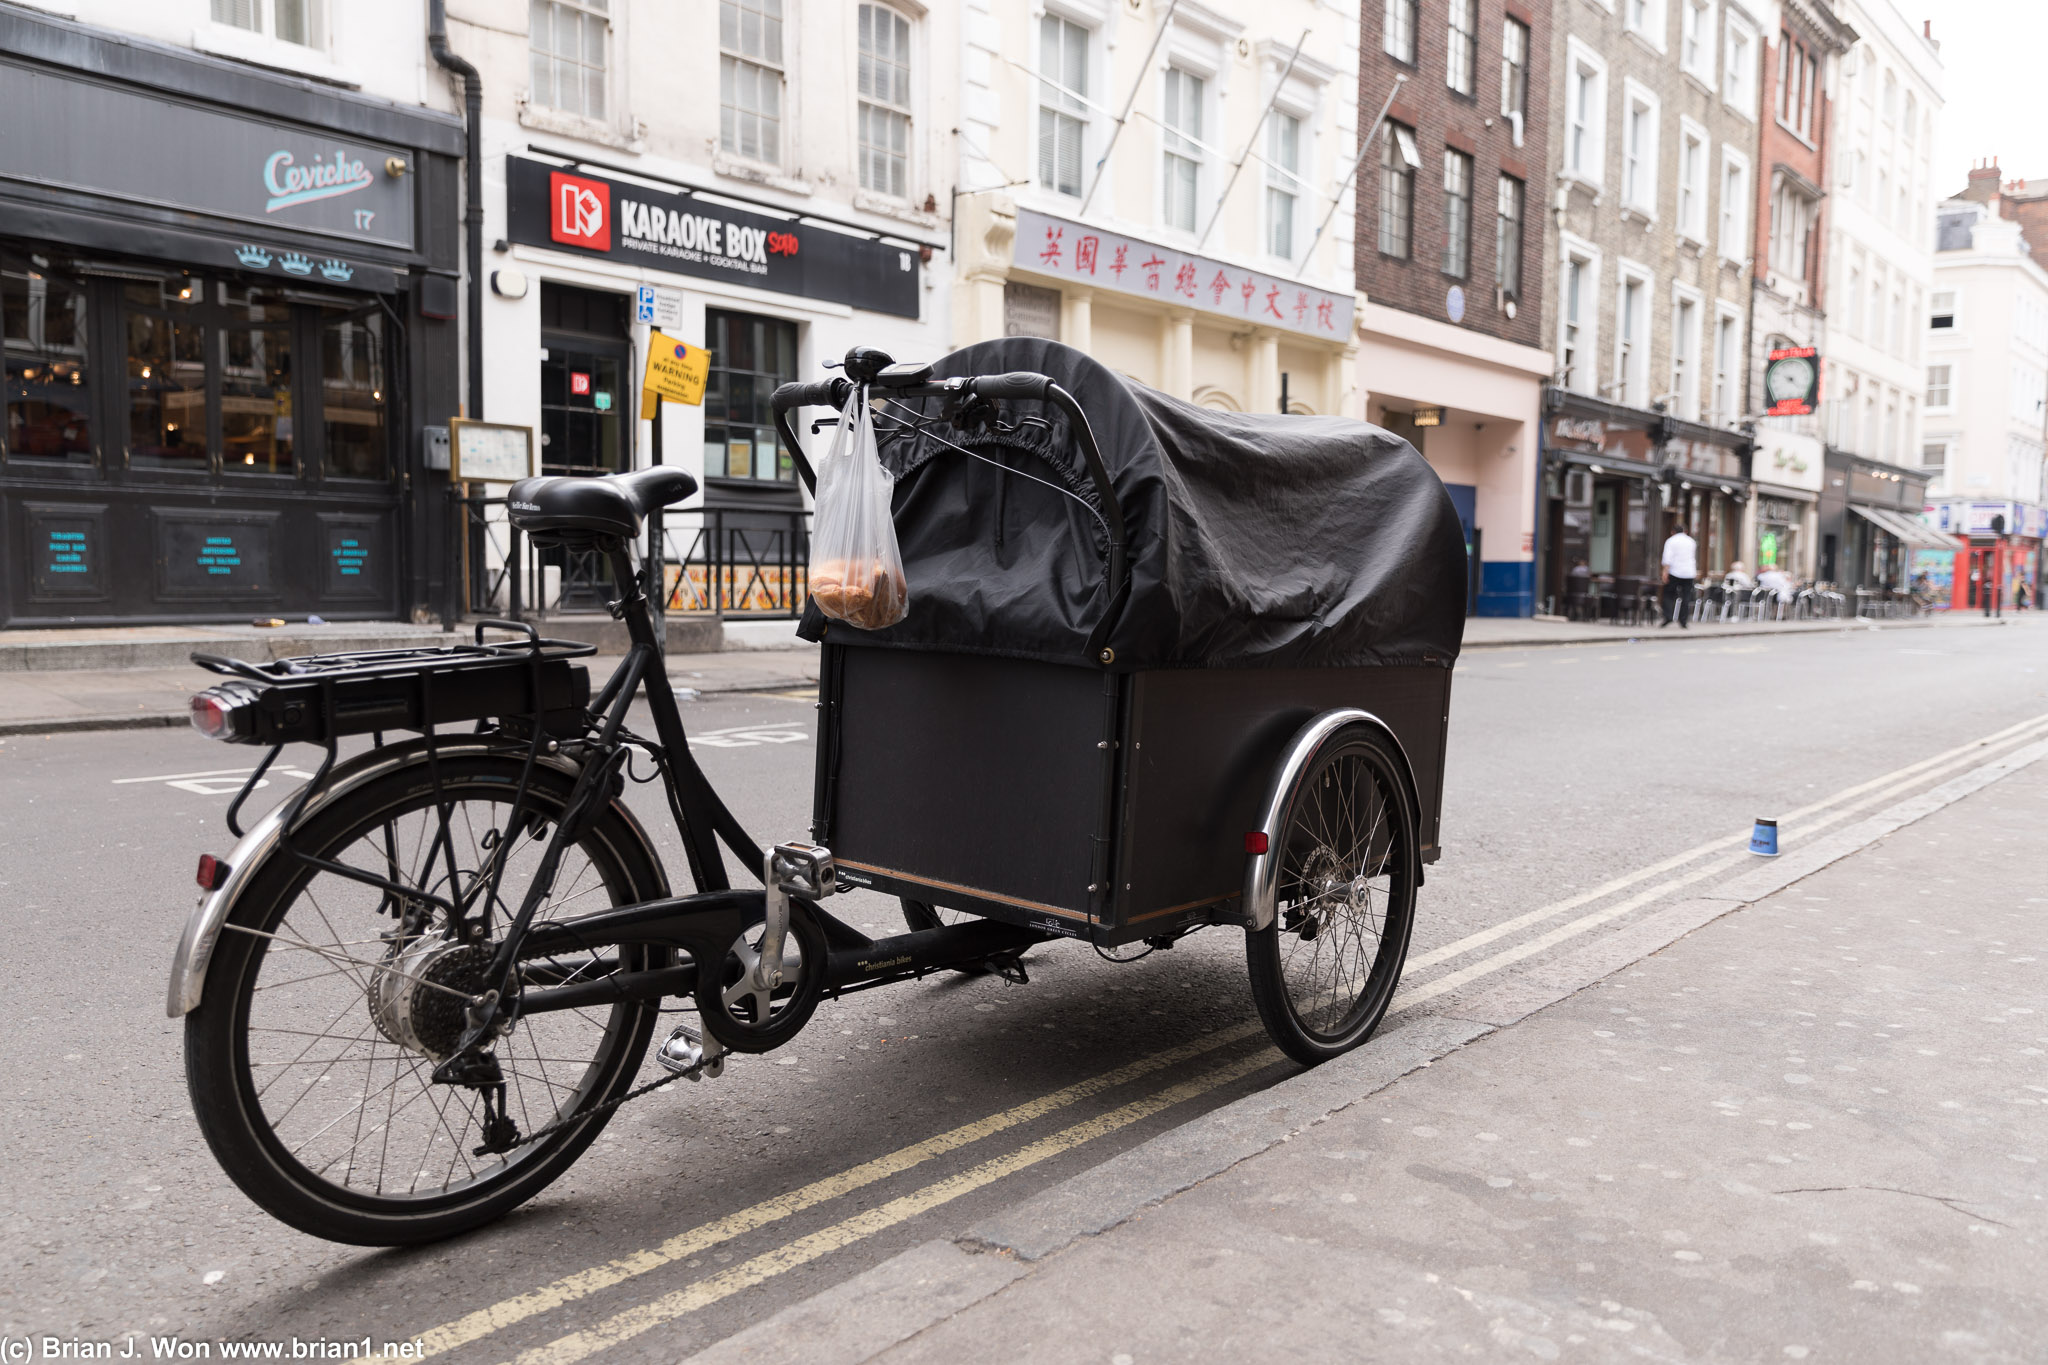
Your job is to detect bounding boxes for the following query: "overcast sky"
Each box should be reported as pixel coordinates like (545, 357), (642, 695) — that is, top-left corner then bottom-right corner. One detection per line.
(1924, 1), (2048, 194)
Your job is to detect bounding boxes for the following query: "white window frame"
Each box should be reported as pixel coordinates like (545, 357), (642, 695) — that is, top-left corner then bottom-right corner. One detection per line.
(1620, 80), (1660, 218)
(1159, 65), (1209, 235)
(1670, 282), (1704, 420)
(1679, 0), (1716, 86)
(1446, 0), (1478, 96)
(718, 0), (781, 164)
(1676, 117), (1708, 244)
(1263, 100), (1312, 262)
(855, 3), (916, 202)
(1717, 145), (1750, 263)
(1623, 0), (1667, 53)
(1558, 234), (1602, 394)
(1711, 300), (1744, 424)
(1384, 0), (1417, 64)
(1929, 290), (1957, 330)
(1722, 14), (1758, 120)
(1846, 261), (1863, 338)
(1036, 12), (1096, 199)
(1925, 363), (1953, 411)
(1612, 258), (1653, 407)
(1564, 39), (1608, 190)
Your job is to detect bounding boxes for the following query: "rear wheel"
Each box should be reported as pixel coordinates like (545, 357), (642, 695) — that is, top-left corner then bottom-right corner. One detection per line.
(1246, 726), (1418, 1066)
(184, 752), (669, 1246)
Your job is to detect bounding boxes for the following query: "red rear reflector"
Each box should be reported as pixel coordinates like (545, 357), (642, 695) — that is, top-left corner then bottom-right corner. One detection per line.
(190, 693), (231, 739)
(1244, 831), (1269, 855)
(196, 854), (230, 891)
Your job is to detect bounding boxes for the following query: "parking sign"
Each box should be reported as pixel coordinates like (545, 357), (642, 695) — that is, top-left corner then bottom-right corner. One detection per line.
(635, 284), (656, 325)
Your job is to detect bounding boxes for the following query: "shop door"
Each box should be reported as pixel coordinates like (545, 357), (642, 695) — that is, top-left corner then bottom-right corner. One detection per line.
(1590, 485), (1617, 574)
(1, 250), (401, 625)
(538, 284), (633, 610)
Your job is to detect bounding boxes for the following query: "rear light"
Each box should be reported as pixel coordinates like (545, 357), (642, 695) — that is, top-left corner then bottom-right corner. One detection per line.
(189, 684), (256, 742)
(1244, 831), (1270, 855)
(196, 854), (231, 891)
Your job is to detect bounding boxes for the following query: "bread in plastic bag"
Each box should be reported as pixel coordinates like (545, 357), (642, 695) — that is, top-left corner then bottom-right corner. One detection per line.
(808, 388), (909, 630)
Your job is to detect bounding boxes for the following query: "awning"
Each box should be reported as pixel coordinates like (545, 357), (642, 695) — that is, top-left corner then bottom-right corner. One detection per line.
(1849, 504), (1961, 550)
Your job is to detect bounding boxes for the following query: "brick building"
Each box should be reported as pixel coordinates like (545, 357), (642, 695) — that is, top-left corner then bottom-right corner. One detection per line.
(1354, 0), (1554, 617)
(1536, 0), (1774, 615)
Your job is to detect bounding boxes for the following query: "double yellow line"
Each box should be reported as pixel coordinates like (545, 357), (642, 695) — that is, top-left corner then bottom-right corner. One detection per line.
(414, 709), (2048, 1363)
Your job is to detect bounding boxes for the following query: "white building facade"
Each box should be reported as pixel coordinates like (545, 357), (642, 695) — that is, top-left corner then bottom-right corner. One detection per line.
(1924, 191), (2048, 608)
(953, 0), (1362, 417)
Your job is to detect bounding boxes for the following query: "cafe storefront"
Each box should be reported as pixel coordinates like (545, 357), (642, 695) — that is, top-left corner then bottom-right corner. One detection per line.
(1818, 449), (1940, 600)
(1538, 389), (1751, 617)
(0, 7), (463, 627)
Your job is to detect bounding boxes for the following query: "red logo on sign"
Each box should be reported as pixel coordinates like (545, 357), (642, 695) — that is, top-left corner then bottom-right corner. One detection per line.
(570, 371), (591, 396)
(766, 231), (800, 256)
(549, 172), (610, 250)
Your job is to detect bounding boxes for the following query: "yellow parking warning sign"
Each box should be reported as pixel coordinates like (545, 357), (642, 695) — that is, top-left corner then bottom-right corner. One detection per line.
(641, 331), (711, 416)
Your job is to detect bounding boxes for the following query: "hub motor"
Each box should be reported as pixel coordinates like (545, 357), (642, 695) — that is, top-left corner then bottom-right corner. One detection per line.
(367, 935), (495, 1059)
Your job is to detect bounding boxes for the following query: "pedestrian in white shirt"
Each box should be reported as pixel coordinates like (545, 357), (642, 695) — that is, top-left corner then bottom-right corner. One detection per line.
(1660, 525), (1698, 628)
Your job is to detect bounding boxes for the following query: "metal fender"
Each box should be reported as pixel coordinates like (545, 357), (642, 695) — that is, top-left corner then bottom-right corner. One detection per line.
(166, 739), (665, 1018)
(1241, 708), (1421, 932)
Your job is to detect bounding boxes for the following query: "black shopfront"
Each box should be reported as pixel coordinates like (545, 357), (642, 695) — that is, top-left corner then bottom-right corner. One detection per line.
(0, 8), (463, 626)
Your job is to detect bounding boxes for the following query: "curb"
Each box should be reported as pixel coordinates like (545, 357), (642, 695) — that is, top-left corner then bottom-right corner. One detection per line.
(1458, 616), (1996, 650)
(679, 736), (2048, 1365)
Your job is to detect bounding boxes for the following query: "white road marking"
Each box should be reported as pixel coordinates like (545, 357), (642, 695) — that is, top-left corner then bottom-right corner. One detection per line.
(112, 765), (320, 795)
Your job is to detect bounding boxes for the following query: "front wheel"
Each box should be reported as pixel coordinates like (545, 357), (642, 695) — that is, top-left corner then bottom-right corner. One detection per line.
(1246, 725), (1418, 1066)
(184, 751), (670, 1246)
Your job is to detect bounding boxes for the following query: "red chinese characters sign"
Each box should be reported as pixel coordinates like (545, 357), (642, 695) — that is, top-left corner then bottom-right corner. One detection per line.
(1014, 208), (1354, 340)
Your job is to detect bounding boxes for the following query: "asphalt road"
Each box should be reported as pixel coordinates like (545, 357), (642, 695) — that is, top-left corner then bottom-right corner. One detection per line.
(2, 616), (2043, 1361)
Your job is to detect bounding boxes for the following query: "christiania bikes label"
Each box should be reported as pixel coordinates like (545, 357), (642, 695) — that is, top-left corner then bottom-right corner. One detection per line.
(507, 156), (917, 318)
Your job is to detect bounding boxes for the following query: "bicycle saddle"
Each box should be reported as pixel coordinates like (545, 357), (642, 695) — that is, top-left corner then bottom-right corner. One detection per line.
(507, 467), (698, 542)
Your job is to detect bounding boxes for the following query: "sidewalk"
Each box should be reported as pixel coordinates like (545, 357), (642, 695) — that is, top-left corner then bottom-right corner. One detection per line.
(0, 648), (822, 736)
(1460, 608), (2014, 649)
(693, 752), (2048, 1363)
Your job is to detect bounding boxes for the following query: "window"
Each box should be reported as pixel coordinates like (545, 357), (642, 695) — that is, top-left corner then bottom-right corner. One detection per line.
(856, 5), (913, 198)
(1846, 265), (1863, 337)
(1768, 176), (1814, 282)
(703, 309), (798, 483)
(1889, 289), (1903, 354)
(1930, 291), (1955, 328)
(1566, 44), (1606, 184)
(1925, 364), (1951, 408)
(1881, 70), (1898, 125)
(1776, 30), (1817, 141)
(1378, 123), (1418, 258)
(1038, 15), (1089, 196)
(1501, 18), (1529, 132)
(1560, 249), (1597, 392)
(1712, 307), (1741, 422)
(212, 0), (321, 49)
(1672, 292), (1701, 419)
(535, 0), (610, 121)
(1622, 85), (1659, 214)
(1677, 123), (1707, 241)
(1625, 0), (1665, 50)
(1723, 17), (1757, 116)
(1681, 0), (1714, 81)
(1266, 113), (1301, 258)
(1447, 0), (1477, 96)
(1162, 68), (1205, 233)
(124, 279), (210, 471)
(322, 305), (386, 480)
(1718, 148), (1750, 261)
(1442, 149), (1473, 277)
(2, 253), (92, 465)
(1384, 0), (1417, 64)
(1920, 440), (1946, 472)
(218, 285), (293, 475)
(1615, 271), (1649, 406)
(1495, 175), (1525, 299)
(719, 0), (782, 161)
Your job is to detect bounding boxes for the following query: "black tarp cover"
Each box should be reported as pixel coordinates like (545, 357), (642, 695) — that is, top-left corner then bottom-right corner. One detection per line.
(801, 337), (1467, 671)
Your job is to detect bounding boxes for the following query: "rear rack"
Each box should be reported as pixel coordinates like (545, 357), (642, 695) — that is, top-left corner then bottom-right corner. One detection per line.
(192, 619), (597, 684)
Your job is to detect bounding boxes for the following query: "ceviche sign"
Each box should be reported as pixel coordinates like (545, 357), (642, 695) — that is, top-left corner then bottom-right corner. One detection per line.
(1015, 209), (1354, 341)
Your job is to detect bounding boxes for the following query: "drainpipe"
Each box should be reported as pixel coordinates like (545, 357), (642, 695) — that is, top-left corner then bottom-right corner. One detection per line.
(429, 0), (484, 422)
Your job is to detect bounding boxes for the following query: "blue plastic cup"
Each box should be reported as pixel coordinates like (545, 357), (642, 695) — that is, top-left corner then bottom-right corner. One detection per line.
(1749, 818), (1780, 857)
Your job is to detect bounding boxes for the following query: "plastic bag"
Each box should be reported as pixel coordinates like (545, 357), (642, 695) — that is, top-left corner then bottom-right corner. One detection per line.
(807, 387), (909, 630)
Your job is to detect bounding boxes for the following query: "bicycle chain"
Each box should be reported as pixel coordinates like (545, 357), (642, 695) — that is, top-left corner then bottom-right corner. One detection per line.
(473, 1063), (700, 1157)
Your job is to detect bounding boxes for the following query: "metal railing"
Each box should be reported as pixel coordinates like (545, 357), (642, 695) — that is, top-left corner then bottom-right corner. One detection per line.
(460, 493), (809, 623)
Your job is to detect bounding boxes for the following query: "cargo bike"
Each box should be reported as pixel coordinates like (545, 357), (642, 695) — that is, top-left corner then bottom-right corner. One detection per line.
(168, 339), (1466, 1245)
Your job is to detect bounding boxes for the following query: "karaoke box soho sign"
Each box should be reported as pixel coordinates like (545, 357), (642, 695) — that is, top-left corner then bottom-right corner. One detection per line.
(1014, 209), (1355, 341)
(505, 156), (919, 318)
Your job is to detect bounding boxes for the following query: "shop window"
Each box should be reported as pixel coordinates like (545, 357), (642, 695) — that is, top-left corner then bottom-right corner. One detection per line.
(2, 253), (93, 465)
(1038, 15), (1090, 196)
(719, 0), (782, 163)
(857, 4), (913, 199)
(704, 310), (798, 483)
(540, 285), (630, 479)
(125, 281), (208, 471)
(323, 307), (386, 480)
(219, 285), (294, 475)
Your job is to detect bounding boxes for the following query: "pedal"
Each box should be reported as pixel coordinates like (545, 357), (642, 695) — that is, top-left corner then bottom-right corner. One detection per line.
(656, 1023), (726, 1081)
